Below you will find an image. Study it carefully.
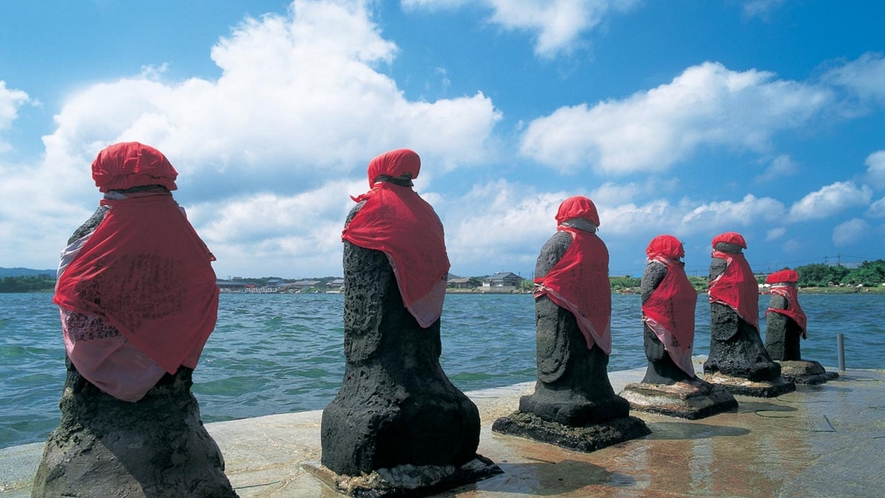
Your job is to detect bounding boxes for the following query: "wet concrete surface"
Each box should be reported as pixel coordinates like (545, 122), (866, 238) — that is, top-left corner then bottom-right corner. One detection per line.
(2, 363), (882, 497)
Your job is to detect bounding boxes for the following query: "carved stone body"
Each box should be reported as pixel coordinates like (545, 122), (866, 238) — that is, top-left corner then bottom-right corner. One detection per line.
(320, 206), (480, 476)
(31, 360), (235, 498)
(704, 245), (781, 382)
(640, 260), (694, 385)
(518, 231), (630, 426)
(765, 293), (803, 361)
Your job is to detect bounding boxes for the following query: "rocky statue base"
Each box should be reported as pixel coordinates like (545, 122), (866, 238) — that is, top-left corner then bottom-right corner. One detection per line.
(31, 362), (236, 498)
(303, 456), (502, 497)
(778, 360), (839, 385)
(619, 378), (738, 420)
(492, 411), (650, 453)
(702, 371), (796, 398)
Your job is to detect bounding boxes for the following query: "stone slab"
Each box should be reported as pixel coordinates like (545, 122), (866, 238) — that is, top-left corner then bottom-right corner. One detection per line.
(619, 380), (738, 420)
(778, 360), (840, 385)
(702, 371), (796, 397)
(491, 411), (651, 453)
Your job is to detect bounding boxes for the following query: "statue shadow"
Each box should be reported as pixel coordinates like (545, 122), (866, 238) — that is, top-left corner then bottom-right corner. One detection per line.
(472, 459), (635, 495)
(736, 401), (798, 414)
(643, 421), (750, 440)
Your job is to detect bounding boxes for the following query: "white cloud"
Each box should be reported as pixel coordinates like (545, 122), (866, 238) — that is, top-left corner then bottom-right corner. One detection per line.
(766, 227), (786, 241)
(822, 52), (885, 103)
(519, 62), (832, 174)
(0, 81), (29, 152)
(755, 154), (798, 183)
(37, 0), (501, 205)
(788, 181), (872, 222)
(679, 194), (786, 234)
(866, 197), (885, 218)
(832, 218), (869, 247)
(864, 150), (885, 189)
(402, 0), (640, 58)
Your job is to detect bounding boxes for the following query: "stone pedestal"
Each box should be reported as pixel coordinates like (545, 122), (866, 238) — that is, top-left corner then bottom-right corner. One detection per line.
(31, 360), (236, 498)
(619, 378), (738, 419)
(319, 242), (498, 495)
(702, 371), (796, 397)
(778, 360), (840, 385)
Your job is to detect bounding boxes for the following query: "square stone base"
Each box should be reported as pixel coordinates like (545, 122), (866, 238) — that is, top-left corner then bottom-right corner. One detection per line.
(619, 379), (738, 420)
(702, 372), (796, 397)
(491, 411), (650, 453)
(302, 455), (502, 497)
(778, 360), (840, 385)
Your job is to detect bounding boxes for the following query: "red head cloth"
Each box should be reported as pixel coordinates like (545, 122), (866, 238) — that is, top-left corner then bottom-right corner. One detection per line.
(91, 142), (178, 192)
(642, 241), (697, 377)
(342, 149), (450, 328)
(766, 269), (799, 284)
(54, 148), (217, 374)
(646, 234), (685, 260)
(555, 195), (600, 227)
(766, 269), (807, 337)
(708, 247), (759, 332)
(535, 198), (611, 354)
(712, 231), (747, 249)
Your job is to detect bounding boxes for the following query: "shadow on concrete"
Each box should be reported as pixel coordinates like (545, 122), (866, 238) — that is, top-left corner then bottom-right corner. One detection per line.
(736, 401), (798, 413)
(643, 422), (750, 440)
(471, 459), (635, 495)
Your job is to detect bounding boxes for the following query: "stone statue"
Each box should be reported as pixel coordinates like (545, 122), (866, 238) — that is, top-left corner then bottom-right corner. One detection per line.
(33, 142), (235, 497)
(317, 149), (498, 494)
(703, 232), (794, 397)
(765, 269), (838, 384)
(619, 235), (737, 419)
(493, 196), (649, 452)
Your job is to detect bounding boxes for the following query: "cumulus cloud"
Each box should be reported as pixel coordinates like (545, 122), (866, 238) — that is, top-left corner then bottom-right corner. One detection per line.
(766, 227), (786, 241)
(864, 150), (885, 189)
(679, 194), (786, 233)
(402, 0), (640, 58)
(789, 181), (872, 222)
(832, 218), (869, 247)
(38, 0), (501, 205)
(822, 52), (885, 104)
(866, 196), (885, 218)
(519, 62), (832, 174)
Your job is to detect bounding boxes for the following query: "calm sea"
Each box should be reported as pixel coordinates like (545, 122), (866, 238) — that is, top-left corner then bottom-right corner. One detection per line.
(1, 292), (881, 450)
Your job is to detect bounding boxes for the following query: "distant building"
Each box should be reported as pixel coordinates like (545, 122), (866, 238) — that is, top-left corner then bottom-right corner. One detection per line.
(482, 272), (524, 292)
(447, 277), (480, 289)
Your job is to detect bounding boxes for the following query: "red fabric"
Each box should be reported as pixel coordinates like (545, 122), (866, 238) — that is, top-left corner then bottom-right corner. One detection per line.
(767, 284), (808, 338)
(92, 142), (178, 192)
(645, 234), (684, 260)
(712, 232), (747, 249)
(342, 149), (450, 328)
(555, 195), (600, 227)
(54, 192), (219, 374)
(708, 249), (759, 331)
(766, 269), (799, 284)
(642, 256), (697, 377)
(534, 226), (612, 354)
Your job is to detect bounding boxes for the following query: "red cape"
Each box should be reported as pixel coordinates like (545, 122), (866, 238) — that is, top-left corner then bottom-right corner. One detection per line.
(642, 258), (697, 376)
(767, 285), (808, 338)
(54, 192), (219, 374)
(708, 250), (759, 331)
(534, 227), (612, 354)
(342, 183), (449, 328)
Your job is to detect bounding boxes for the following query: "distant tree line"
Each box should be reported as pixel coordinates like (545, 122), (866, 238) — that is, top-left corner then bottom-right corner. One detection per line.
(790, 259), (885, 288)
(0, 275), (55, 293)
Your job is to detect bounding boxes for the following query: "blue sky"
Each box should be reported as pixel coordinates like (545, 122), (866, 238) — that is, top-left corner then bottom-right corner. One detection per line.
(1, 0), (883, 280)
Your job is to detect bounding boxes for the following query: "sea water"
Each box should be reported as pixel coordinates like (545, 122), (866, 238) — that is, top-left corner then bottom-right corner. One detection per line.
(1, 291), (882, 449)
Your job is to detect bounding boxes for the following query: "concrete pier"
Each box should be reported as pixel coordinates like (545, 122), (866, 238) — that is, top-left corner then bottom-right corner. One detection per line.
(2, 362), (884, 497)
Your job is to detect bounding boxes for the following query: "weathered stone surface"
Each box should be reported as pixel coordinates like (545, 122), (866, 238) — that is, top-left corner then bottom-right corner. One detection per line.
(764, 294), (804, 361)
(320, 235), (481, 478)
(491, 411), (650, 453)
(31, 359), (236, 498)
(778, 360), (840, 385)
(703, 371), (796, 398)
(639, 260), (694, 385)
(619, 378), (738, 420)
(303, 456), (502, 497)
(517, 231), (631, 426)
